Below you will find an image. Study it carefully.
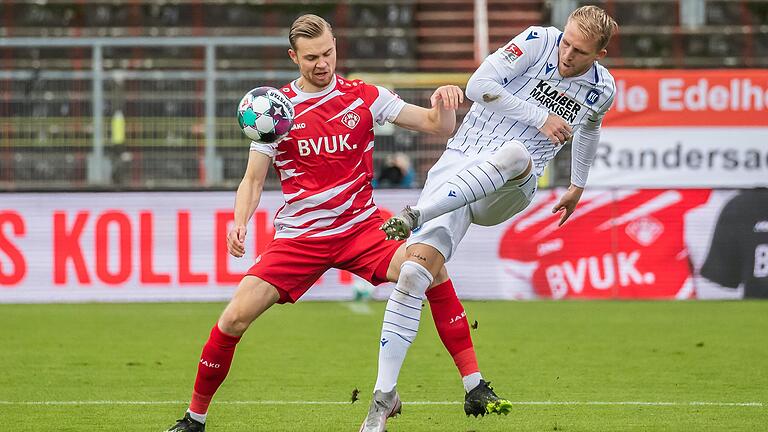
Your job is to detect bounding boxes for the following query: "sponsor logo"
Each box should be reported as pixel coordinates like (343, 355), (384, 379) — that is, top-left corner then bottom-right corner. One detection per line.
(297, 134), (355, 156)
(625, 217), (664, 246)
(291, 122), (306, 131)
(585, 88), (601, 105)
(545, 251), (656, 299)
(380, 338), (389, 347)
(200, 359), (221, 369)
(341, 111), (360, 129)
(529, 80), (582, 123)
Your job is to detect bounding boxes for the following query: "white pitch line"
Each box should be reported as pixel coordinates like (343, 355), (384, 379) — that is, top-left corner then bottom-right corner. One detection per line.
(0, 400), (763, 407)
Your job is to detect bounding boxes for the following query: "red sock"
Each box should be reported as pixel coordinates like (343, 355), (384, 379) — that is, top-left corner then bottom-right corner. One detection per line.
(189, 324), (241, 414)
(426, 279), (479, 377)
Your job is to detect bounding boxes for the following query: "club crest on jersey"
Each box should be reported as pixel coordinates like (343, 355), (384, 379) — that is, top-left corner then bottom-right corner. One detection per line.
(501, 42), (523, 64)
(585, 88), (601, 105)
(341, 111), (360, 129)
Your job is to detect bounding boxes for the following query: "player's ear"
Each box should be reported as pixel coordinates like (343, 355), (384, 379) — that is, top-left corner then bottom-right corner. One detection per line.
(288, 49), (299, 65)
(595, 48), (607, 61)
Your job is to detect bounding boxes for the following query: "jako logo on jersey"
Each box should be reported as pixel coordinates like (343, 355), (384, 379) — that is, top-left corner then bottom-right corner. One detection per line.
(341, 111), (360, 129)
(585, 88), (601, 106)
(529, 80), (582, 123)
(297, 134), (356, 156)
(291, 122), (306, 130)
(200, 359), (221, 369)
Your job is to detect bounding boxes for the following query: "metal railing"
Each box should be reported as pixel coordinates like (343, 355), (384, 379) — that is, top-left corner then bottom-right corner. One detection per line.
(0, 36), (294, 189)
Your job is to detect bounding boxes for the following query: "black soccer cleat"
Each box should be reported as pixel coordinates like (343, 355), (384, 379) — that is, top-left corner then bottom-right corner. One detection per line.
(464, 380), (513, 417)
(166, 413), (205, 432)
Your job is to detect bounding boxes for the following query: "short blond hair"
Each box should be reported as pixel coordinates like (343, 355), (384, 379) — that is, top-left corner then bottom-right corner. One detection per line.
(289, 14), (333, 51)
(567, 6), (618, 51)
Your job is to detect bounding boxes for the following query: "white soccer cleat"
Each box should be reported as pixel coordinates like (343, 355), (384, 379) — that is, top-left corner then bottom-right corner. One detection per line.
(380, 206), (422, 241)
(359, 388), (402, 432)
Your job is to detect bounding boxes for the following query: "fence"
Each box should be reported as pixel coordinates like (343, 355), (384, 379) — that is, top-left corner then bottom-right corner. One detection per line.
(1, 36), (515, 191)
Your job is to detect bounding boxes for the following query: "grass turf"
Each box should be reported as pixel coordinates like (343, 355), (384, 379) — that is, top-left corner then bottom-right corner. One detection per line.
(0, 301), (766, 431)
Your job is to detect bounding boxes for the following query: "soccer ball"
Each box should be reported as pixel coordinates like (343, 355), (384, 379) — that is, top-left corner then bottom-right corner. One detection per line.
(237, 87), (294, 143)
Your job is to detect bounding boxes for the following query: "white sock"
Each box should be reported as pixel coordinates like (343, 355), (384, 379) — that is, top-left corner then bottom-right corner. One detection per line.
(187, 409), (206, 424)
(374, 261), (434, 392)
(462, 372), (483, 393)
(416, 161), (507, 224)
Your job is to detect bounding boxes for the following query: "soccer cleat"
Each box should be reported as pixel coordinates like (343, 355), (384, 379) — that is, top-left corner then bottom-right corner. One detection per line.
(464, 380), (513, 417)
(359, 388), (402, 432)
(166, 413), (205, 432)
(380, 206), (422, 241)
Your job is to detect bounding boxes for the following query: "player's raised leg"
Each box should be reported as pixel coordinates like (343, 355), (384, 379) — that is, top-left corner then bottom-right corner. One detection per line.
(166, 276), (280, 432)
(381, 142), (532, 240)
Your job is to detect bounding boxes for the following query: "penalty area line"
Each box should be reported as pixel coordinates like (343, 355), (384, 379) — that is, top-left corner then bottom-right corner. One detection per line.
(0, 400), (763, 407)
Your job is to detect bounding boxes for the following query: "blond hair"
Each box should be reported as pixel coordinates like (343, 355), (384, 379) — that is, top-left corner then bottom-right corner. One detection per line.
(567, 6), (618, 51)
(289, 14), (333, 51)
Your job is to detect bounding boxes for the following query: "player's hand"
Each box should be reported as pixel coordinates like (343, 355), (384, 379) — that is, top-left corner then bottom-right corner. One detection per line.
(430, 85), (464, 111)
(552, 185), (584, 226)
(539, 113), (573, 145)
(227, 225), (248, 257)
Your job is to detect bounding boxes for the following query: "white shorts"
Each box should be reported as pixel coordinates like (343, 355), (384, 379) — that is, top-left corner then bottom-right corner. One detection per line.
(407, 148), (537, 261)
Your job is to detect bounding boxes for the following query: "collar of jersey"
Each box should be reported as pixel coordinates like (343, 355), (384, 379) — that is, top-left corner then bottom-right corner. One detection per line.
(290, 75), (338, 99)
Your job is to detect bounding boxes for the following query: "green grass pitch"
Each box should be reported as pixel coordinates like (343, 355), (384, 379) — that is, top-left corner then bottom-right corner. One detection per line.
(1, 301), (766, 431)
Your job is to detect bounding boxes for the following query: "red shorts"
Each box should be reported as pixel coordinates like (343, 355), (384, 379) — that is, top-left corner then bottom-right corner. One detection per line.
(246, 217), (403, 304)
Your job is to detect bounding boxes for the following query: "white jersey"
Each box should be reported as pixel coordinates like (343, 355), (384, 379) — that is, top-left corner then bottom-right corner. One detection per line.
(448, 26), (616, 178)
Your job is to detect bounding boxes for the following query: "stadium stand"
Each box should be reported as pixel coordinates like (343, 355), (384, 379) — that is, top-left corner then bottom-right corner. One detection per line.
(0, 0), (766, 189)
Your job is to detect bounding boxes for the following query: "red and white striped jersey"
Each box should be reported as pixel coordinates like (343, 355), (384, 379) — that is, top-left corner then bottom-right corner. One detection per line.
(250, 75), (405, 239)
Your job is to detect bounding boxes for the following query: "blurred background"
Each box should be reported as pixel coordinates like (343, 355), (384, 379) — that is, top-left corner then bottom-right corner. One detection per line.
(0, 0), (766, 301)
(2, 0), (766, 191)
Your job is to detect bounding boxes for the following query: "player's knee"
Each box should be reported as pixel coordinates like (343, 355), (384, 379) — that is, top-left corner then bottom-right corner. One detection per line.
(489, 140), (530, 180)
(218, 312), (250, 336)
(396, 260), (433, 298)
(431, 266), (450, 286)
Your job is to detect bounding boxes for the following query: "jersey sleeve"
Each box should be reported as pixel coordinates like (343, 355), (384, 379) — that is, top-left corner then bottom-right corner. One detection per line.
(485, 26), (548, 79)
(570, 90), (615, 188)
(700, 198), (742, 288)
(249, 140), (277, 158)
(369, 85), (406, 125)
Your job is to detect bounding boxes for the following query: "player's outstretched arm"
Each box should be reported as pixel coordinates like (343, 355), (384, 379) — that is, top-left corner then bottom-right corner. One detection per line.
(391, 85), (463, 135)
(228, 151), (271, 257)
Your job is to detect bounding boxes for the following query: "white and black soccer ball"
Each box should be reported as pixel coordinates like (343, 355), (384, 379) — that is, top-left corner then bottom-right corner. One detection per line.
(237, 87), (294, 144)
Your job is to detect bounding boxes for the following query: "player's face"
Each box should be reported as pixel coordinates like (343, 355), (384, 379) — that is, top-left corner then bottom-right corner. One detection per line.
(288, 30), (337, 92)
(558, 21), (607, 78)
